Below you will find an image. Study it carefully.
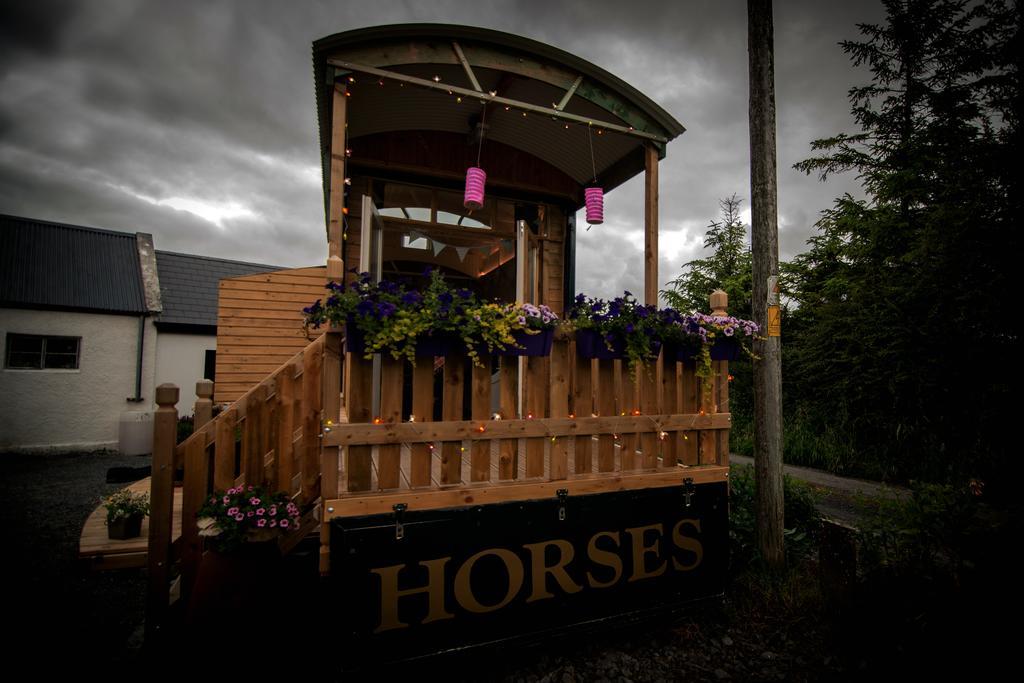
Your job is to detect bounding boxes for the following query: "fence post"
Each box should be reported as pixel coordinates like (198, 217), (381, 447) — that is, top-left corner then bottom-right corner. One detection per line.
(147, 383), (179, 642)
(194, 379), (214, 430)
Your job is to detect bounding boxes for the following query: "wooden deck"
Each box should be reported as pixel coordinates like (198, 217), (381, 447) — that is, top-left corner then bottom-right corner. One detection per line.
(79, 478), (182, 570)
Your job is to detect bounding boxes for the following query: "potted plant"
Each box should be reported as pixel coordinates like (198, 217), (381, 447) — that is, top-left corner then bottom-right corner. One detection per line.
(569, 292), (662, 370)
(475, 302), (559, 357)
(197, 484), (302, 552)
(102, 488), (150, 540)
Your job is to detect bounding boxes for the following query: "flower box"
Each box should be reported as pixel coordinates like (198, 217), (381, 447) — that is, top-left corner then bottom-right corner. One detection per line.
(665, 338), (741, 363)
(576, 330), (661, 361)
(490, 328), (554, 357)
(107, 513), (143, 540)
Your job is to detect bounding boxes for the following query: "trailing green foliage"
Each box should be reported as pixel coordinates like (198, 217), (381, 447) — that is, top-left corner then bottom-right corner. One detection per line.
(728, 464), (820, 566)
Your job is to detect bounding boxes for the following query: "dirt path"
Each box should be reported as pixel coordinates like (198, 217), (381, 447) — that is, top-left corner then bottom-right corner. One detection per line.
(730, 454), (909, 525)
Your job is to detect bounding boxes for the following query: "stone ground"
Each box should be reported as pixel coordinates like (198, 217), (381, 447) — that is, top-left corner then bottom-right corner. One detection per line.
(0, 449), (982, 680)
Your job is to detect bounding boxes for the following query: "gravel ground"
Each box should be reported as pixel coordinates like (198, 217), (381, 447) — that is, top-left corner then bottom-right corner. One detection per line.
(1, 450), (150, 672)
(6, 450), (993, 680)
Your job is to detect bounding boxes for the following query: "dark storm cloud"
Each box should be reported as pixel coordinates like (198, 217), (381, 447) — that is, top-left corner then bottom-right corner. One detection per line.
(0, 0), (884, 295)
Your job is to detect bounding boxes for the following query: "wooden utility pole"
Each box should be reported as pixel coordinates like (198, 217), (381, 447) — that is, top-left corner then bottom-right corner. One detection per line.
(747, 0), (784, 568)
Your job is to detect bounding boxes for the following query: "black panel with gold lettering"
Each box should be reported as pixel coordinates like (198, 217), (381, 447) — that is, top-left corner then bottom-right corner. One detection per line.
(329, 482), (728, 666)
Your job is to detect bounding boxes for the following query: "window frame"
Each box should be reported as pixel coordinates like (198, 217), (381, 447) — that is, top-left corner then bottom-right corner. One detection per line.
(4, 333), (82, 370)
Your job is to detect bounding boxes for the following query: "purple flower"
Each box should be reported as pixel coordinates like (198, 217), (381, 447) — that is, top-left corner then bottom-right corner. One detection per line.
(723, 326), (735, 336)
(401, 291), (422, 306)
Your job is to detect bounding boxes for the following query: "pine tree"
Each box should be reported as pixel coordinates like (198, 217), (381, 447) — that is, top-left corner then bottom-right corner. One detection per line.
(788, 0), (1019, 485)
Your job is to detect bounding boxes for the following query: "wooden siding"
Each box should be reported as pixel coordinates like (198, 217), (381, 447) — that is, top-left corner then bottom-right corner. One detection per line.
(214, 266), (325, 403)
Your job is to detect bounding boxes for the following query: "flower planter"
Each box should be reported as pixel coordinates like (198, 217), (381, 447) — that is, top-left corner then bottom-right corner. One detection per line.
(576, 330), (661, 361)
(710, 337), (741, 361)
(107, 514), (143, 540)
(185, 540), (285, 633)
(664, 341), (702, 363)
(492, 328), (554, 357)
(415, 332), (464, 357)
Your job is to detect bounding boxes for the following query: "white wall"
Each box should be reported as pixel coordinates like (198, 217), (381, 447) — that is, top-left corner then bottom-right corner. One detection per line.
(155, 331), (216, 416)
(0, 308), (157, 451)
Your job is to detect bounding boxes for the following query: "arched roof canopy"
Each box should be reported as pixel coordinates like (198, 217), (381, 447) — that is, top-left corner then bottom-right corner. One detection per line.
(314, 24), (685, 225)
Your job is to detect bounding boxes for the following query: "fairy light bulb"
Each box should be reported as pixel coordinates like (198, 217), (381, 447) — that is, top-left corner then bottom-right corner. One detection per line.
(373, 416), (383, 425)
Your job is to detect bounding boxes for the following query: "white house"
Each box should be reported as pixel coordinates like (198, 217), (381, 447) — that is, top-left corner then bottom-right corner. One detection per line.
(0, 214), (279, 453)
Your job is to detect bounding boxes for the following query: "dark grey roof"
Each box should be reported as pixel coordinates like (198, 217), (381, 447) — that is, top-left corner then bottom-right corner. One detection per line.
(154, 251), (281, 332)
(0, 214), (148, 314)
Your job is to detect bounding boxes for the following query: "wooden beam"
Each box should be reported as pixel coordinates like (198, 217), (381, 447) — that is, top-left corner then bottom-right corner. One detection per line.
(324, 413), (731, 447)
(644, 142), (659, 306)
(328, 83), (347, 278)
(323, 465), (728, 518)
(146, 384), (178, 642)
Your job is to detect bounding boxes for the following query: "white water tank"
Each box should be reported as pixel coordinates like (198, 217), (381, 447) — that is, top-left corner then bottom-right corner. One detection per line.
(119, 410), (154, 456)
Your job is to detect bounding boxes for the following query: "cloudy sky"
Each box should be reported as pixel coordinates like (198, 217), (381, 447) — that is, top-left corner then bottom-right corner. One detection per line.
(1, 0), (882, 301)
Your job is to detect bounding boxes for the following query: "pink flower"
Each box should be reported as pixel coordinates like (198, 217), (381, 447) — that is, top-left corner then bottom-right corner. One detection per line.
(227, 507), (239, 516)
(280, 520), (289, 529)
(234, 514), (244, 522)
(247, 511), (254, 517)
(250, 497), (261, 505)
(256, 508), (265, 516)
(247, 485), (254, 492)
(269, 506), (277, 516)
(257, 519), (267, 527)
(222, 496), (231, 505)
(269, 520), (277, 527)
(209, 496), (217, 505)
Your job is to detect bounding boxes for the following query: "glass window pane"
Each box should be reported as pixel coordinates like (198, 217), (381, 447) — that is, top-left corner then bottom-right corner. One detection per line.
(44, 353), (78, 369)
(46, 337), (78, 354)
(6, 335), (42, 368)
(8, 352), (41, 369)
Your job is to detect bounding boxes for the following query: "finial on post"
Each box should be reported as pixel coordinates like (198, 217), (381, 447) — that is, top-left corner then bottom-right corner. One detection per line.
(194, 379), (214, 429)
(710, 289), (728, 316)
(155, 383), (180, 408)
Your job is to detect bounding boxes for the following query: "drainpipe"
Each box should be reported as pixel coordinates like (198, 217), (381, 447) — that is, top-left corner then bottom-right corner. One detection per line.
(128, 315), (146, 402)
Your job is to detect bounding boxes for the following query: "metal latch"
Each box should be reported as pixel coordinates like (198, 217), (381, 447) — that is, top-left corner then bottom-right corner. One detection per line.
(682, 478), (696, 508)
(557, 488), (569, 521)
(393, 503), (407, 540)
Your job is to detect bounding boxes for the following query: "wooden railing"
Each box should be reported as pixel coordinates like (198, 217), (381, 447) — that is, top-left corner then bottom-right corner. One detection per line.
(146, 334), (327, 637)
(318, 292), (733, 572)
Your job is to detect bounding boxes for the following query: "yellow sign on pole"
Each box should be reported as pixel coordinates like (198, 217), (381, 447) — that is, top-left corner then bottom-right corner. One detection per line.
(767, 305), (781, 337)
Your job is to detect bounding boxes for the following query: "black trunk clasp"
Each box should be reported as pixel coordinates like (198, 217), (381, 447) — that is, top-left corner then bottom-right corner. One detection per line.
(393, 503), (407, 540)
(683, 478), (696, 508)
(557, 489), (569, 521)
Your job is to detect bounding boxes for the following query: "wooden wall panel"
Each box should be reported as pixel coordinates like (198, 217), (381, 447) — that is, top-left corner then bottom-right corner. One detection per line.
(215, 266), (326, 403)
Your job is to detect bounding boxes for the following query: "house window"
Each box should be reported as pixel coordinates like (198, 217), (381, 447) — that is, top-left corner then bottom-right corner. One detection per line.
(4, 334), (81, 370)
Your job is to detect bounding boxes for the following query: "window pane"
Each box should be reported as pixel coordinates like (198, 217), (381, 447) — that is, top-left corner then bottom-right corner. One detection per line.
(6, 335), (42, 368)
(46, 337), (78, 354)
(44, 353), (78, 369)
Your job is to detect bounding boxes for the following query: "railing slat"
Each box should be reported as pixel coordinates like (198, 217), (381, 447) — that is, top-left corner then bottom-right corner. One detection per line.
(548, 338), (570, 480)
(524, 355), (547, 478)
(498, 358), (518, 480)
(410, 360), (434, 487)
(640, 354), (660, 470)
(214, 408), (237, 491)
(301, 341), (323, 502)
(699, 368), (718, 465)
(321, 333), (342, 500)
(470, 361), (492, 482)
(572, 353), (593, 474)
(620, 361), (639, 471)
(243, 384), (266, 486)
(275, 368), (295, 495)
(716, 359), (730, 467)
(180, 437), (209, 605)
(597, 360), (616, 472)
(378, 356), (404, 489)
(680, 362), (699, 465)
(344, 352), (372, 492)
(660, 354), (680, 468)
(441, 354), (463, 485)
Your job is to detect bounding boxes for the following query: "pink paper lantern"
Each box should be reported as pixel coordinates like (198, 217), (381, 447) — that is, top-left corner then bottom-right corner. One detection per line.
(585, 186), (604, 225)
(464, 166), (487, 210)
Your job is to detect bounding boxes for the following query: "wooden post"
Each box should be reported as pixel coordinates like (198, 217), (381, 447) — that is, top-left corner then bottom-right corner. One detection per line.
(275, 368), (295, 495)
(146, 383), (178, 642)
(644, 142), (659, 307)
(301, 342), (324, 502)
(243, 384), (267, 487)
(194, 379), (213, 430)
(711, 290), (731, 467)
(344, 353), (372, 492)
(322, 333), (342, 500)
(327, 83), (347, 286)
(749, 0), (784, 568)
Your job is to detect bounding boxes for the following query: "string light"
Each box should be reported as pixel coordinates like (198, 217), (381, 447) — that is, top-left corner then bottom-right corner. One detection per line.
(476, 425), (486, 433)
(456, 96), (462, 103)
(373, 417), (383, 424)
(345, 91), (351, 97)
(408, 415), (416, 423)
(728, 374), (735, 382)
(347, 76), (355, 83)
(504, 106), (511, 111)
(527, 412), (534, 419)
(568, 413), (576, 419)
(659, 431), (668, 441)
(432, 75), (441, 82)
(632, 409), (641, 416)
(492, 412), (502, 420)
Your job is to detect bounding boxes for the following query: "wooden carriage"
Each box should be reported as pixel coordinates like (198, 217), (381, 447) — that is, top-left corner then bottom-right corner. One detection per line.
(149, 25), (733, 666)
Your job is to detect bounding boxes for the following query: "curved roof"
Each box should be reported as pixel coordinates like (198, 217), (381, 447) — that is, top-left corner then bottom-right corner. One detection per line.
(313, 24), (686, 221)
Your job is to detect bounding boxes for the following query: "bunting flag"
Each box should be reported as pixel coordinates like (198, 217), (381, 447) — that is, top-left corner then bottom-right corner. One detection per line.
(431, 239), (446, 257)
(455, 246), (470, 262)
